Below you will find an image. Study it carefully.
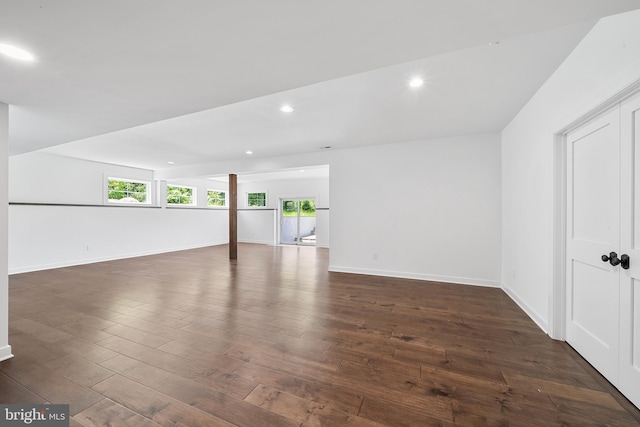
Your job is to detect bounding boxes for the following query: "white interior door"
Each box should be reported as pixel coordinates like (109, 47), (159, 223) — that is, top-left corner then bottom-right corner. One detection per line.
(619, 93), (640, 406)
(566, 107), (621, 383)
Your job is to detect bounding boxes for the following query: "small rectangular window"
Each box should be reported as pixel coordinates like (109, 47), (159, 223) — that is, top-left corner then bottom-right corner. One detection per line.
(247, 192), (267, 207)
(207, 190), (226, 207)
(167, 185), (196, 206)
(107, 178), (151, 204)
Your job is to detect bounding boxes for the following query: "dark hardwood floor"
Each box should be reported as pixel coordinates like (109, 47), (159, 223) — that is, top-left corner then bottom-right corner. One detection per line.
(2, 243), (639, 426)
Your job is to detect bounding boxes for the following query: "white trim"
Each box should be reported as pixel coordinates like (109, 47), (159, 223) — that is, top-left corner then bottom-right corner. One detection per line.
(551, 133), (567, 340)
(502, 282), (549, 334)
(0, 345), (13, 362)
(554, 79), (640, 136)
(328, 265), (500, 288)
(8, 241), (228, 275)
(238, 239), (275, 245)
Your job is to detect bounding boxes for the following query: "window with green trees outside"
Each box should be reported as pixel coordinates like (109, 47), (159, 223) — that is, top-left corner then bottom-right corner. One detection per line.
(107, 178), (150, 204)
(167, 185), (196, 205)
(247, 192), (266, 207)
(207, 190), (226, 207)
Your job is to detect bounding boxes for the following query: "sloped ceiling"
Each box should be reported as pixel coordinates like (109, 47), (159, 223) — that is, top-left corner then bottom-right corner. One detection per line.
(1, 1), (638, 177)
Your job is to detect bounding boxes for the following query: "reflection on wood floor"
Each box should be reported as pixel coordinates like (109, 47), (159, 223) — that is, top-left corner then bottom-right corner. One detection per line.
(2, 243), (639, 426)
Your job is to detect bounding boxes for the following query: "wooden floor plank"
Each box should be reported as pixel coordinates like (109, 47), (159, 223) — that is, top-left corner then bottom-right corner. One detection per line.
(55, 321), (114, 343)
(100, 354), (296, 426)
(91, 374), (234, 427)
(55, 338), (119, 364)
(1, 243), (638, 426)
(245, 384), (384, 426)
(359, 397), (455, 427)
(7, 331), (68, 364)
(73, 398), (163, 427)
(233, 361), (364, 417)
(96, 335), (257, 400)
(101, 324), (172, 348)
(10, 317), (74, 344)
(0, 354), (104, 415)
(44, 354), (115, 388)
(0, 371), (47, 404)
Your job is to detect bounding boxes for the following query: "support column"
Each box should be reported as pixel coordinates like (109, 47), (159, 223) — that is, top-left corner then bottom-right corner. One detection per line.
(158, 180), (167, 209)
(229, 174), (237, 259)
(0, 103), (13, 362)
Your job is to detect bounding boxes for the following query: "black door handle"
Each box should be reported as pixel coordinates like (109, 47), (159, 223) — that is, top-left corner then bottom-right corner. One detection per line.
(601, 252), (621, 266)
(601, 252), (630, 269)
(621, 254), (630, 270)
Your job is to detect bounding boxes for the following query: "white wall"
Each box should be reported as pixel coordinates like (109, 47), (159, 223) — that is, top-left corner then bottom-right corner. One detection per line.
(501, 9), (640, 333)
(0, 103), (12, 361)
(237, 177), (330, 247)
(329, 133), (501, 287)
(238, 210), (277, 245)
(8, 152), (229, 273)
(10, 152), (154, 204)
(238, 177), (330, 209)
(9, 205), (228, 274)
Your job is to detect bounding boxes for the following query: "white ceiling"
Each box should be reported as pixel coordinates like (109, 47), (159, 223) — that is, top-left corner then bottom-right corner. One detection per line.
(208, 166), (330, 185)
(2, 1), (639, 180)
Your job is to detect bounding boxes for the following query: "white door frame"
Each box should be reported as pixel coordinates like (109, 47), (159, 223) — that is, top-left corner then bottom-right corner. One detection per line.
(551, 80), (640, 340)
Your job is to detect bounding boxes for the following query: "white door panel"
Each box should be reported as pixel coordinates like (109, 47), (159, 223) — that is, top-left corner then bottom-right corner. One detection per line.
(571, 122), (618, 245)
(566, 106), (620, 385)
(571, 260), (617, 348)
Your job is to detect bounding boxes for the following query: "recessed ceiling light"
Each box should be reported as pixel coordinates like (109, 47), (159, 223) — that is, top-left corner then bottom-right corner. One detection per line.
(245, 150), (253, 155)
(167, 161), (175, 165)
(409, 77), (424, 88)
(0, 43), (35, 61)
(299, 170), (305, 173)
(280, 104), (294, 113)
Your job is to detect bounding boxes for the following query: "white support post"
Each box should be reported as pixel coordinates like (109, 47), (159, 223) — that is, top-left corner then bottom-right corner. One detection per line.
(0, 102), (13, 361)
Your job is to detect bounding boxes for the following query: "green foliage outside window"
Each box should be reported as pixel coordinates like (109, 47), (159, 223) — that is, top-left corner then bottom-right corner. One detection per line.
(300, 199), (316, 216)
(283, 199), (316, 216)
(108, 179), (148, 203)
(283, 200), (297, 215)
(207, 190), (226, 207)
(167, 185), (194, 205)
(248, 192), (266, 207)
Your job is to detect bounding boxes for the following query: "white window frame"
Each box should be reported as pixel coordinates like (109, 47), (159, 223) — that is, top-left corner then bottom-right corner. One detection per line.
(207, 189), (227, 208)
(167, 184), (197, 206)
(105, 176), (153, 205)
(247, 192), (267, 208)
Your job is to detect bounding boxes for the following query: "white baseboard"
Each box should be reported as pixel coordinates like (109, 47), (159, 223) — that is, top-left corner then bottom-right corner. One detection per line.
(0, 345), (13, 362)
(8, 241), (228, 275)
(501, 282), (549, 333)
(238, 239), (275, 245)
(328, 265), (501, 288)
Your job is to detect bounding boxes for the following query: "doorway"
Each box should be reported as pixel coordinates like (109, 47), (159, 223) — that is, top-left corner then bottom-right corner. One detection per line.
(564, 91), (640, 408)
(280, 198), (316, 245)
